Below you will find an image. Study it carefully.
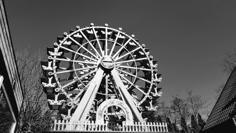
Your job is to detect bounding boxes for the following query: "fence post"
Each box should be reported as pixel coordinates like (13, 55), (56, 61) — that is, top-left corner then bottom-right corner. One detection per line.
(149, 122), (151, 132)
(60, 120), (63, 130)
(122, 121), (125, 132)
(165, 122), (168, 132)
(61, 120), (63, 130)
(154, 122), (158, 132)
(95, 121), (98, 131)
(152, 122), (154, 132)
(92, 121), (94, 131)
(53, 120), (56, 131)
(138, 122), (141, 132)
(56, 120), (59, 131)
(61, 120), (65, 130)
(64, 120), (66, 130)
(162, 122), (165, 132)
(104, 121), (107, 131)
(58, 120), (60, 130)
(148, 122), (150, 132)
(161, 122), (165, 132)
(153, 122), (155, 132)
(163, 122), (166, 132)
(141, 122), (143, 132)
(63, 120), (66, 130)
(150, 122), (153, 132)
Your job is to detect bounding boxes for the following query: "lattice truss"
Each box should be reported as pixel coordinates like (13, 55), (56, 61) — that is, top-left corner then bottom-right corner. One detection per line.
(41, 23), (162, 122)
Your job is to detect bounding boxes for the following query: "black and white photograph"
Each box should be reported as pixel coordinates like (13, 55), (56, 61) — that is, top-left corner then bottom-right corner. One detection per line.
(0, 0), (236, 133)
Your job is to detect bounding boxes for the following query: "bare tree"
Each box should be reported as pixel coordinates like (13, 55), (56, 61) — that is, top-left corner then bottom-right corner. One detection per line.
(197, 113), (206, 131)
(186, 91), (205, 117)
(154, 101), (173, 122)
(0, 93), (14, 132)
(180, 116), (188, 133)
(190, 114), (199, 133)
(168, 92), (206, 133)
(15, 49), (52, 132)
(170, 96), (190, 120)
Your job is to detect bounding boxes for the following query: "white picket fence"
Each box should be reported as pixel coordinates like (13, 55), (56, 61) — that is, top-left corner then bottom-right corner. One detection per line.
(53, 120), (168, 132)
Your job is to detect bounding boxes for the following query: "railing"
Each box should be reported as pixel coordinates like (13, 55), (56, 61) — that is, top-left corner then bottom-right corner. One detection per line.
(52, 120), (168, 132)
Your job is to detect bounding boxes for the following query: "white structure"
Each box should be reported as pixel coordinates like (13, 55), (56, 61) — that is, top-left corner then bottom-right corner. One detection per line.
(53, 120), (168, 132)
(41, 24), (165, 131)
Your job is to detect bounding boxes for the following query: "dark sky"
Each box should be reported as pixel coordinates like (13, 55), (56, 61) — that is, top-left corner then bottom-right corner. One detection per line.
(4, 0), (236, 114)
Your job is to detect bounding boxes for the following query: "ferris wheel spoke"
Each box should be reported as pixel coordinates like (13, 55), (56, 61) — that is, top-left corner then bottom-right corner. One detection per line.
(109, 31), (120, 56)
(61, 69), (97, 89)
(80, 31), (102, 58)
(105, 75), (108, 99)
(92, 27), (104, 56)
(48, 56), (97, 65)
(55, 43), (97, 62)
(73, 86), (87, 104)
(52, 66), (97, 75)
(59, 89), (73, 102)
(119, 74), (147, 95)
(77, 69), (97, 80)
(118, 65), (152, 71)
(112, 38), (131, 59)
(115, 57), (148, 65)
(115, 47), (142, 61)
(116, 68), (152, 84)
(61, 79), (78, 90)
(69, 36), (99, 60)
(105, 27), (108, 56)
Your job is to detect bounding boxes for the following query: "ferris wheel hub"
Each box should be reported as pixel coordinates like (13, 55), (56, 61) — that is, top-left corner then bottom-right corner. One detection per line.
(100, 56), (114, 70)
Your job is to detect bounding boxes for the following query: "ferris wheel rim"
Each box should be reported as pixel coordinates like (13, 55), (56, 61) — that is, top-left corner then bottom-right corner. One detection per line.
(54, 26), (155, 105)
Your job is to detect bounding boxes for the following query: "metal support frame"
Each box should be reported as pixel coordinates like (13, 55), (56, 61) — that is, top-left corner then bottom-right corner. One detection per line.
(70, 68), (144, 123)
(111, 69), (144, 122)
(70, 68), (104, 122)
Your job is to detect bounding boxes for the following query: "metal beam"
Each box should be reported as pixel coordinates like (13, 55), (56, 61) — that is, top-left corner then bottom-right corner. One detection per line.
(70, 68), (104, 122)
(111, 69), (144, 122)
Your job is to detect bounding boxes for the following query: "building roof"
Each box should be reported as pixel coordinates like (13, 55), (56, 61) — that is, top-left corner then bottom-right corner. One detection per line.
(203, 67), (236, 131)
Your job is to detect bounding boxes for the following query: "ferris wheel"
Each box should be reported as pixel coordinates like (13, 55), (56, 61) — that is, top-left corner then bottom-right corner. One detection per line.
(41, 23), (162, 124)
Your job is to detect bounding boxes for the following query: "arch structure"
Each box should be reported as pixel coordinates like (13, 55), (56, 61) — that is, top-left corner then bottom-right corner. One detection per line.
(96, 99), (133, 125)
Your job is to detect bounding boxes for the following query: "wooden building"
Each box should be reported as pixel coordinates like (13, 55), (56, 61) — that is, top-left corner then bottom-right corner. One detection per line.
(202, 68), (236, 133)
(0, 0), (23, 132)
